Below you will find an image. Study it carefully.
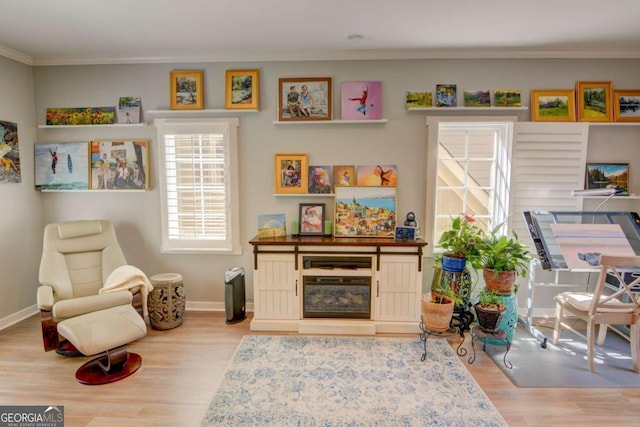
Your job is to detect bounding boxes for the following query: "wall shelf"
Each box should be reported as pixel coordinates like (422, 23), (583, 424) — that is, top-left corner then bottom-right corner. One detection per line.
(38, 123), (148, 128)
(409, 106), (528, 112)
(588, 122), (640, 127)
(146, 109), (258, 115)
(273, 119), (388, 125)
(273, 193), (334, 197)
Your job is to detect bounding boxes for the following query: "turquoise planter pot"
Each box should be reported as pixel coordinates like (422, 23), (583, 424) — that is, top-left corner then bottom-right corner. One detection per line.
(441, 255), (466, 273)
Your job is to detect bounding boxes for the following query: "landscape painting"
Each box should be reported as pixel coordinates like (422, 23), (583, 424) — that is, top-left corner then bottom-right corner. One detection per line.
(614, 90), (640, 122)
(34, 142), (89, 190)
(585, 163), (629, 195)
(463, 90), (490, 107)
(531, 90), (576, 122)
(334, 186), (396, 238)
(405, 90), (432, 109)
(494, 89), (521, 107)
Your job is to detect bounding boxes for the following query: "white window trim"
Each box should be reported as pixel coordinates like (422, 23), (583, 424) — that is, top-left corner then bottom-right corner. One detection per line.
(155, 117), (241, 255)
(425, 116), (517, 256)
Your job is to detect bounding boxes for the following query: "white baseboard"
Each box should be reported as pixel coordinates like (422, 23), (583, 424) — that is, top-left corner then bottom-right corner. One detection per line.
(185, 300), (254, 312)
(0, 305), (38, 330)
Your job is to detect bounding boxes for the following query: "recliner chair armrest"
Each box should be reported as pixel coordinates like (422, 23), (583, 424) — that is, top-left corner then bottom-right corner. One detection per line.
(53, 291), (133, 321)
(37, 286), (55, 311)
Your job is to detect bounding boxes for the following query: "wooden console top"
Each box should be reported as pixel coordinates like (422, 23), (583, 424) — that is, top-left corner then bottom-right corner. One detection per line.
(249, 235), (428, 248)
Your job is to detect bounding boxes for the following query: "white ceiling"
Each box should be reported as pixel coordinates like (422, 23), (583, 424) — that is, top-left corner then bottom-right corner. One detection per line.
(1, 0), (639, 66)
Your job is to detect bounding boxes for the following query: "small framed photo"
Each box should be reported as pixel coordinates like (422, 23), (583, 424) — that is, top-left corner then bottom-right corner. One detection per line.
(341, 81), (382, 120)
(332, 165), (355, 187)
(406, 90), (432, 109)
(299, 203), (326, 236)
(274, 153), (308, 194)
(278, 77), (332, 121)
(170, 70), (204, 110)
(394, 226), (416, 241)
(585, 163), (629, 195)
(613, 90), (640, 123)
(494, 89), (521, 107)
(225, 69), (260, 110)
(308, 165), (332, 194)
(576, 81), (613, 122)
(530, 90), (576, 122)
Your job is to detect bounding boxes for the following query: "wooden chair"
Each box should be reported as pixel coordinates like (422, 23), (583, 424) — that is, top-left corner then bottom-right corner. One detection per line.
(552, 254), (640, 373)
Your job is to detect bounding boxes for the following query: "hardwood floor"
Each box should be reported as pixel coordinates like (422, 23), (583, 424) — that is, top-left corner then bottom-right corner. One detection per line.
(1, 312), (639, 427)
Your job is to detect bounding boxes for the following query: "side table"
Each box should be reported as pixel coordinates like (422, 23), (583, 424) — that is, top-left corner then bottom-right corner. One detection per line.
(468, 326), (512, 369)
(148, 273), (186, 330)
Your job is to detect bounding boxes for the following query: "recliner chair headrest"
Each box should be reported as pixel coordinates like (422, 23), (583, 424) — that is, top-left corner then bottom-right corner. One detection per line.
(57, 220), (104, 240)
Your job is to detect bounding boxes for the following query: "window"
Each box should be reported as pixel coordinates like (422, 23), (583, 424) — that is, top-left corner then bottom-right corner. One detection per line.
(155, 118), (241, 254)
(426, 117), (515, 252)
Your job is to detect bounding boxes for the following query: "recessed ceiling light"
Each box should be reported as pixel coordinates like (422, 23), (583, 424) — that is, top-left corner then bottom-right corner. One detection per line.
(347, 34), (365, 41)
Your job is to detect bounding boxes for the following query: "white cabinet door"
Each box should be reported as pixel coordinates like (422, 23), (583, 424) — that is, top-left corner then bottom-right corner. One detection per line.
(253, 254), (299, 320)
(374, 255), (421, 321)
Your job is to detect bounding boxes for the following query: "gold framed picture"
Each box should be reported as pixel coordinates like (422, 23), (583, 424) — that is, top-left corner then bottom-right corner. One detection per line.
(274, 153), (308, 194)
(613, 90), (640, 123)
(170, 70), (204, 110)
(530, 90), (576, 122)
(225, 69), (260, 110)
(576, 81), (613, 122)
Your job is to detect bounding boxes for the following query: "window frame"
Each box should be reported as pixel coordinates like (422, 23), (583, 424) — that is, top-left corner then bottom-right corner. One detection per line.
(155, 117), (241, 254)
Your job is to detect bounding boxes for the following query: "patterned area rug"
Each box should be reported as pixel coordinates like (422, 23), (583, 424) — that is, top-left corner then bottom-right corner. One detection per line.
(202, 335), (507, 427)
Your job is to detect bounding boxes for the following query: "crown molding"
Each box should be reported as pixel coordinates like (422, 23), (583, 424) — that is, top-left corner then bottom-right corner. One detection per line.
(0, 44), (33, 65)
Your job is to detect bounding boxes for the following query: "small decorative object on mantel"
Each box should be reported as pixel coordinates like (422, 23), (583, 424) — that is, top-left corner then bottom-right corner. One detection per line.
(394, 226), (416, 241)
(530, 90), (576, 122)
(405, 90), (432, 109)
(463, 90), (490, 107)
(494, 89), (521, 107)
(0, 119), (20, 184)
(278, 77), (332, 121)
(225, 69), (260, 110)
(170, 70), (204, 110)
(117, 97), (141, 124)
(257, 213), (286, 239)
(613, 90), (640, 122)
(46, 107), (116, 125)
(436, 84), (457, 107)
(576, 81), (613, 122)
(341, 81), (382, 120)
(299, 203), (325, 236)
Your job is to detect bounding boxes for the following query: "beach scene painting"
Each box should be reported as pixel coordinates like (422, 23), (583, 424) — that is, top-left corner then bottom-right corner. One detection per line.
(34, 142), (89, 190)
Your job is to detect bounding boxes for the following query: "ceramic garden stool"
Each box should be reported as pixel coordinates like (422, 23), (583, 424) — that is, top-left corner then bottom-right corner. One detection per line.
(148, 273), (186, 330)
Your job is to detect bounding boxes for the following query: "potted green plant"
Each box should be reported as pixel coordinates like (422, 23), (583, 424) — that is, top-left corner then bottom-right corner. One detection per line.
(437, 214), (485, 272)
(479, 227), (531, 295)
(474, 288), (506, 333)
(421, 270), (458, 332)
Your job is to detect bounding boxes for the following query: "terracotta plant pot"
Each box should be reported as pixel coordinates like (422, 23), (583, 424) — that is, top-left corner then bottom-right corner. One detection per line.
(421, 292), (454, 332)
(474, 302), (506, 333)
(482, 267), (516, 295)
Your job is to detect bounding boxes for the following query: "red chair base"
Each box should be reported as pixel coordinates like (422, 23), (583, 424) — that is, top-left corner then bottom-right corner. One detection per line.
(75, 346), (142, 385)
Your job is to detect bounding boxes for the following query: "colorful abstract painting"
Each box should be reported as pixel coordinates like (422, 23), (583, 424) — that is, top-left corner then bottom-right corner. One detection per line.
(0, 120), (20, 183)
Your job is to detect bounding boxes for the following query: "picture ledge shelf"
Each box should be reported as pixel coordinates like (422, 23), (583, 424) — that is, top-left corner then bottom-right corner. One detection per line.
(146, 109), (259, 115)
(38, 123), (147, 128)
(273, 193), (335, 197)
(409, 106), (529, 112)
(273, 119), (388, 125)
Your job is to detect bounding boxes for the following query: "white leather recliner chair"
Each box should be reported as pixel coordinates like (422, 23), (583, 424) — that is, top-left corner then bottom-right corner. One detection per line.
(37, 220), (150, 384)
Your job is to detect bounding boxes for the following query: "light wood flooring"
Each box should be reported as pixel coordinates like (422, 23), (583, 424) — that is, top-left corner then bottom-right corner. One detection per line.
(1, 312), (639, 427)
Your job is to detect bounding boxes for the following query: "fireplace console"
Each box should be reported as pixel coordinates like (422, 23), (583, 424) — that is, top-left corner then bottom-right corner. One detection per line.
(249, 235), (428, 335)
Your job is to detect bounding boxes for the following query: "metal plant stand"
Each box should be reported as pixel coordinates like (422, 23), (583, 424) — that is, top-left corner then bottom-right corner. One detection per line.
(419, 316), (468, 362)
(468, 326), (512, 369)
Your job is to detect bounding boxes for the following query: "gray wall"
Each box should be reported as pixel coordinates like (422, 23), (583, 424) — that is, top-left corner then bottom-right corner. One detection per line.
(2, 57), (640, 320)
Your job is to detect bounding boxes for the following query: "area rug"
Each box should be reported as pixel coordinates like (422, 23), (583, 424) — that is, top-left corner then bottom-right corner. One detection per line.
(485, 325), (640, 387)
(202, 335), (507, 427)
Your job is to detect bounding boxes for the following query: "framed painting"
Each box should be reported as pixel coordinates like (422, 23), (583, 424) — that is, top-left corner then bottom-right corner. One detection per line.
(46, 107), (116, 125)
(576, 81), (613, 122)
(90, 140), (149, 190)
(0, 120), (21, 183)
(34, 142), (89, 190)
(494, 89), (521, 107)
(613, 90), (640, 123)
(278, 77), (332, 121)
(406, 90), (432, 109)
(334, 186), (397, 238)
(225, 69), (260, 110)
(332, 165), (355, 187)
(356, 165), (398, 186)
(274, 153), (308, 194)
(308, 165), (332, 194)
(436, 84), (457, 107)
(299, 203), (325, 236)
(463, 90), (490, 107)
(170, 70), (204, 110)
(257, 213), (286, 239)
(530, 90), (576, 122)
(340, 81), (382, 120)
(585, 163), (628, 195)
